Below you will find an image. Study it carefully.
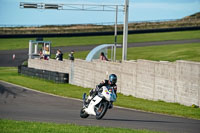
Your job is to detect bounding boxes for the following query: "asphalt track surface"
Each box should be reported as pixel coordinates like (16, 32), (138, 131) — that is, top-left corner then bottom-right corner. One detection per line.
(0, 81), (200, 133)
(0, 39), (200, 67)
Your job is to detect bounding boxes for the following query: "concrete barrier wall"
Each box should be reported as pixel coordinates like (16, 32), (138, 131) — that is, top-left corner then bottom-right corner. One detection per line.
(175, 61), (200, 106)
(154, 61), (176, 103)
(28, 58), (200, 107)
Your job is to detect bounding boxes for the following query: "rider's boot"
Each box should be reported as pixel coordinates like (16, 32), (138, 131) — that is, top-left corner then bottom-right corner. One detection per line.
(108, 102), (113, 109)
(85, 95), (92, 104)
(85, 88), (97, 104)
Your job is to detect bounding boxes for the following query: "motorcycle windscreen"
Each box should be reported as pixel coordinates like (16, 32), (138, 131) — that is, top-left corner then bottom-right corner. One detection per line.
(102, 87), (116, 102)
(110, 92), (116, 102)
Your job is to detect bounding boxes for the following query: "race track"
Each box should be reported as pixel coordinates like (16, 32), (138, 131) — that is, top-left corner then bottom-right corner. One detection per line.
(0, 81), (200, 133)
(0, 39), (200, 67)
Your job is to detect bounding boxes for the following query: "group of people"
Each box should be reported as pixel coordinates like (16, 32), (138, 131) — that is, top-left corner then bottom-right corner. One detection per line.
(56, 50), (75, 61)
(55, 49), (75, 61)
(39, 48), (75, 61)
(39, 46), (108, 62)
(39, 45), (50, 60)
(55, 50), (107, 61)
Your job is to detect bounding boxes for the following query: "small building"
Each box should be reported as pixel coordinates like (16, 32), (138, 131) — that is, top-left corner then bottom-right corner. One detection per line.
(28, 40), (51, 60)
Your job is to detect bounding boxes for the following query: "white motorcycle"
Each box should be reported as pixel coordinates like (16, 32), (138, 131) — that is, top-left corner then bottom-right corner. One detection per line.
(80, 86), (117, 120)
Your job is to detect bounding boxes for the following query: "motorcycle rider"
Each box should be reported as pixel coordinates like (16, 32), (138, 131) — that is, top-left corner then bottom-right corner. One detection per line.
(86, 74), (117, 108)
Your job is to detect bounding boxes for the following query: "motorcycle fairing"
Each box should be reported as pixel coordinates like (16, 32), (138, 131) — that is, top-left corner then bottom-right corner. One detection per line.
(84, 95), (102, 116)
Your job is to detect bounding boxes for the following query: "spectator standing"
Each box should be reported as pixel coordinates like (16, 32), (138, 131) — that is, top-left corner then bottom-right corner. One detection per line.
(55, 49), (63, 61)
(69, 50), (75, 61)
(43, 45), (50, 60)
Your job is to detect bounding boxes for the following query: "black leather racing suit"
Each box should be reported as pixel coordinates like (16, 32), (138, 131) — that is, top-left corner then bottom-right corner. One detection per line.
(90, 80), (117, 98)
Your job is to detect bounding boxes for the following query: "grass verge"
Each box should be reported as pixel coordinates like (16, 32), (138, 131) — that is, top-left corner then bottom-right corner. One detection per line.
(0, 119), (163, 133)
(0, 67), (200, 120)
(0, 30), (200, 50)
(65, 43), (200, 62)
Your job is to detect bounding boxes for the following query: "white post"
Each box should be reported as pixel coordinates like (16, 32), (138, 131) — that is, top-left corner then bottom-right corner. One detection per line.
(114, 5), (118, 62)
(111, 46), (113, 61)
(34, 43), (38, 54)
(122, 0), (129, 61)
(29, 40), (32, 59)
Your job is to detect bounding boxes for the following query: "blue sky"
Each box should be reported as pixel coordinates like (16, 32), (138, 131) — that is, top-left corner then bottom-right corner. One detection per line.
(0, 0), (199, 26)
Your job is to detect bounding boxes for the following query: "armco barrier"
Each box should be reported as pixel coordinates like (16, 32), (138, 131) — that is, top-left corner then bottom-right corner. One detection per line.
(18, 65), (69, 83)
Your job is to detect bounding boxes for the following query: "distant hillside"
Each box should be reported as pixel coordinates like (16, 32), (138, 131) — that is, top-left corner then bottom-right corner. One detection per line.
(127, 12), (200, 31)
(0, 12), (200, 35)
(182, 12), (200, 20)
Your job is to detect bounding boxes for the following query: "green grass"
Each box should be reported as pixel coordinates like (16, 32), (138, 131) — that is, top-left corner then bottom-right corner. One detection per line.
(0, 67), (89, 99)
(71, 43), (200, 62)
(63, 50), (89, 60)
(0, 119), (163, 133)
(0, 67), (200, 120)
(116, 95), (200, 119)
(0, 30), (200, 50)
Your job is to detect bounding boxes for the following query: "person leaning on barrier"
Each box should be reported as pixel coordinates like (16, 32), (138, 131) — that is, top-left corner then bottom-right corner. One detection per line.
(69, 50), (75, 61)
(43, 45), (50, 60)
(55, 49), (63, 61)
(99, 52), (108, 61)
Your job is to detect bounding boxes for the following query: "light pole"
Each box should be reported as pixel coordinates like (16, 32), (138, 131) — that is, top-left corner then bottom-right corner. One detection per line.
(114, 5), (118, 62)
(122, 0), (129, 61)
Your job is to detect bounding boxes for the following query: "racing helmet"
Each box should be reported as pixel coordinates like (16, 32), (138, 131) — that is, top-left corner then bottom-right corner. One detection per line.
(109, 74), (117, 85)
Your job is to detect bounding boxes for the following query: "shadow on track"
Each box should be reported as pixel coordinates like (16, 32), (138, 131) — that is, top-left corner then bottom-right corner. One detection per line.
(102, 118), (183, 124)
(0, 84), (17, 98)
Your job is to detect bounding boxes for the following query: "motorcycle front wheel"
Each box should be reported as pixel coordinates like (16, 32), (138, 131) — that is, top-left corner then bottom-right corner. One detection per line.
(95, 101), (108, 120)
(80, 108), (89, 118)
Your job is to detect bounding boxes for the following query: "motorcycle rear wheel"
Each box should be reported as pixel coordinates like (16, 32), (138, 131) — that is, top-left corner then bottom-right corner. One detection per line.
(95, 101), (108, 120)
(80, 108), (89, 118)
